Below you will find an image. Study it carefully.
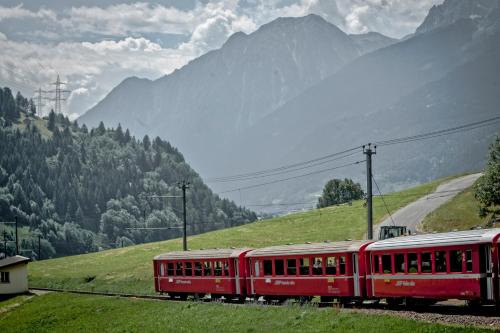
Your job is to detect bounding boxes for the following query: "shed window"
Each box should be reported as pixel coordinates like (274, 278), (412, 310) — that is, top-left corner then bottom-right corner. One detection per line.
(465, 250), (473, 272)
(421, 252), (432, 273)
(224, 261), (229, 276)
(214, 261), (223, 276)
(326, 257), (337, 275)
(339, 256), (346, 275)
(176, 262), (183, 276)
(313, 257), (323, 275)
(450, 250), (463, 272)
(0, 271), (9, 283)
(382, 255), (392, 274)
(395, 254), (405, 273)
(299, 258), (310, 275)
(185, 262), (193, 276)
(194, 262), (202, 276)
(408, 253), (418, 273)
(275, 259), (284, 275)
(435, 251), (446, 273)
(167, 263), (174, 276)
(287, 259), (297, 275)
(204, 261), (212, 276)
(263, 260), (273, 276)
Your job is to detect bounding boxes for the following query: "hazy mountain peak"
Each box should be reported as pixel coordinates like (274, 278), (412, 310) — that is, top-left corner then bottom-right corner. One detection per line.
(416, 0), (500, 34)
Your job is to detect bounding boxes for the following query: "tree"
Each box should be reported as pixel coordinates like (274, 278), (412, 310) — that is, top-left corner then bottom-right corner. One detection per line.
(317, 178), (364, 208)
(475, 136), (500, 217)
(47, 110), (56, 131)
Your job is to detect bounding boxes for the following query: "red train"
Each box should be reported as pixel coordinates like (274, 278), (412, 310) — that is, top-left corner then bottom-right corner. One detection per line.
(153, 228), (500, 306)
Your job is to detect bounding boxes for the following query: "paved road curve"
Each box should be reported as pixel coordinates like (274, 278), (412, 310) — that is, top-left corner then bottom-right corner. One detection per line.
(375, 173), (482, 237)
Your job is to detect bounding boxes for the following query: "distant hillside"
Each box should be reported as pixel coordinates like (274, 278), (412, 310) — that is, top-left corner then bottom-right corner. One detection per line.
(79, 14), (394, 182)
(0, 88), (256, 258)
(79, 0), (500, 211)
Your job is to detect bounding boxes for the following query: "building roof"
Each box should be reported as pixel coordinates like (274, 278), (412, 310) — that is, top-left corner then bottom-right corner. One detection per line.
(154, 248), (251, 260)
(246, 241), (371, 258)
(0, 255), (30, 269)
(366, 228), (500, 251)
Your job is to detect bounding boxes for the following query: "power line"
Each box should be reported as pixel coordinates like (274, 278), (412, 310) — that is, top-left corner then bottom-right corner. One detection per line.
(219, 160), (365, 194)
(372, 176), (395, 226)
(206, 146), (362, 182)
(207, 150), (360, 183)
(375, 115), (500, 147)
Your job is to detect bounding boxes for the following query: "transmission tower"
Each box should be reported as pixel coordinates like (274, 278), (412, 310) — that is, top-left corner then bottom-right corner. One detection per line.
(33, 87), (48, 116)
(48, 74), (71, 114)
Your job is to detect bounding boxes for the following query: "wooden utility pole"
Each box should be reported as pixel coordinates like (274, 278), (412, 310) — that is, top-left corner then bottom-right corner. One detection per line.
(178, 181), (190, 251)
(363, 144), (376, 240)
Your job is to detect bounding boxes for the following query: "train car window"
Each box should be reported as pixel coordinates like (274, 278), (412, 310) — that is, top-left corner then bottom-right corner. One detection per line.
(160, 263), (165, 276)
(275, 259), (285, 275)
(435, 251), (446, 273)
(395, 254), (405, 273)
(326, 257), (337, 275)
(465, 250), (473, 272)
(224, 261), (229, 276)
(299, 258), (310, 275)
(204, 261), (212, 276)
(339, 256), (346, 275)
(450, 250), (462, 272)
(263, 260), (273, 276)
(287, 258), (297, 275)
(408, 253), (418, 273)
(214, 261), (223, 276)
(176, 262), (183, 276)
(167, 263), (174, 276)
(194, 262), (202, 276)
(382, 255), (392, 274)
(372, 255), (379, 274)
(254, 260), (260, 277)
(185, 262), (193, 276)
(421, 252), (432, 273)
(313, 257), (323, 275)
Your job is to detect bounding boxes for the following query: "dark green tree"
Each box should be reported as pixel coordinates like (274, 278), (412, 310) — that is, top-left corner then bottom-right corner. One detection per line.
(317, 178), (364, 208)
(475, 136), (500, 217)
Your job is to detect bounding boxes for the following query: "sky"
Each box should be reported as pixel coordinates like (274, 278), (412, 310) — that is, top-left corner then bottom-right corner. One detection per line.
(0, 0), (443, 119)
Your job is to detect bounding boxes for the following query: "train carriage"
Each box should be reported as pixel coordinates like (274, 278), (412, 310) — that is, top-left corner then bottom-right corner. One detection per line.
(365, 228), (500, 305)
(154, 248), (251, 300)
(245, 241), (372, 302)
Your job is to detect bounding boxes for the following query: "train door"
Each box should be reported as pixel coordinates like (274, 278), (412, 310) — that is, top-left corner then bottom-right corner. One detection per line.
(480, 245), (494, 301)
(352, 253), (360, 297)
(234, 259), (241, 294)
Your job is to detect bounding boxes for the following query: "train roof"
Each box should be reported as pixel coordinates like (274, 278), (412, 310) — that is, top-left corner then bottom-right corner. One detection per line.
(154, 248), (251, 260)
(246, 241), (371, 257)
(367, 228), (500, 251)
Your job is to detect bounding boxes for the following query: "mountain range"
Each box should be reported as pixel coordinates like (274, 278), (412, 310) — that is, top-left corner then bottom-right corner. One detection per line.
(79, 0), (500, 211)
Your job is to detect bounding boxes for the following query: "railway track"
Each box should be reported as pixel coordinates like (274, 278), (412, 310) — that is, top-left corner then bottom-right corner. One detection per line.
(30, 287), (500, 329)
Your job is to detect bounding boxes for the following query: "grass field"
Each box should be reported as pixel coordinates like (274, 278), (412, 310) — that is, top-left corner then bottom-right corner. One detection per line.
(0, 293), (492, 333)
(29, 176), (457, 295)
(421, 181), (492, 232)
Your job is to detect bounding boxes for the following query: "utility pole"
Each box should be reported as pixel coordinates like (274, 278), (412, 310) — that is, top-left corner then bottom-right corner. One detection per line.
(363, 144), (376, 240)
(34, 87), (47, 116)
(177, 180), (190, 251)
(15, 216), (19, 255)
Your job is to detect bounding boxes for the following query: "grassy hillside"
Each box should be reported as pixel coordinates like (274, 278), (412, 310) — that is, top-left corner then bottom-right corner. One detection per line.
(422, 182), (491, 232)
(29, 176), (456, 295)
(0, 293), (490, 333)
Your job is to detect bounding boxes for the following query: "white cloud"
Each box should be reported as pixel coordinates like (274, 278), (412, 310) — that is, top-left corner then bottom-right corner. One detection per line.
(0, 4), (56, 22)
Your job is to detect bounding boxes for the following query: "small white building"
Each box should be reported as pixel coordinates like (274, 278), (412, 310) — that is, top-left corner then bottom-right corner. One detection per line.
(0, 255), (30, 295)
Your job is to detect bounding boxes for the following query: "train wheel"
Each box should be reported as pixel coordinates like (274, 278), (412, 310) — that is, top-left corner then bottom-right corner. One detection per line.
(194, 293), (205, 301)
(386, 298), (402, 308)
(299, 296), (312, 305)
(177, 293), (188, 301)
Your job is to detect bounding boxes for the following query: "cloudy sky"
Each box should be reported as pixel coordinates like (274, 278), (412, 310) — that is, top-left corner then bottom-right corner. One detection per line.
(0, 0), (443, 119)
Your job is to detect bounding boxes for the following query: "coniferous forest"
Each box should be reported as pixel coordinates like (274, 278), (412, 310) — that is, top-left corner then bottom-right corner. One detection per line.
(0, 87), (257, 258)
